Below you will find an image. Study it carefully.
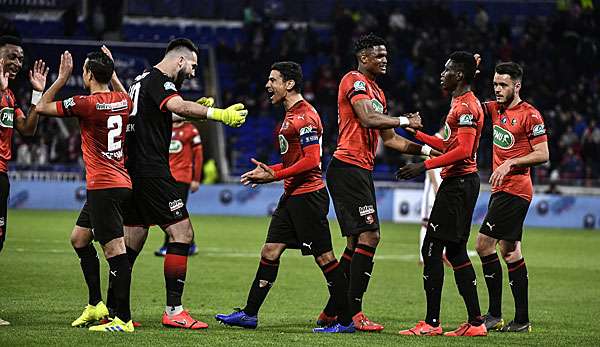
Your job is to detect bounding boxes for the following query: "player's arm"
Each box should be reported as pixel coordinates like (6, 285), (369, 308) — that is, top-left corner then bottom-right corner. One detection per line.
(380, 128), (441, 156)
(352, 99), (421, 129)
(100, 45), (126, 93)
(13, 59), (49, 136)
(165, 96), (247, 127)
(190, 132), (203, 193)
(35, 51), (73, 117)
(490, 140), (549, 187)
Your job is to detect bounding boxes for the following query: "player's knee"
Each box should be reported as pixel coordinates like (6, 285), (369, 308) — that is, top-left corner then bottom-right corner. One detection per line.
(500, 241), (522, 263)
(101, 237), (126, 258)
(314, 250), (335, 266)
(358, 230), (380, 247)
(475, 234), (496, 256)
(261, 243), (284, 261)
(70, 227), (91, 248)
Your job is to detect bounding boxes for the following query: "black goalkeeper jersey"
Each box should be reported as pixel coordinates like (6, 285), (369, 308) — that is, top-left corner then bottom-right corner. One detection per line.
(125, 67), (180, 178)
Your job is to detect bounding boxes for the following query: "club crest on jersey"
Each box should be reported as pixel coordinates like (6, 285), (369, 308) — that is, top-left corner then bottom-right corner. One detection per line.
(0, 107), (14, 128)
(511, 118), (517, 126)
(458, 113), (474, 126)
(278, 134), (289, 154)
(532, 124), (546, 136)
(442, 122), (451, 141)
(493, 125), (515, 149)
(501, 117), (508, 124)
(169, 140), (183, 153)
(354, 80), (366, 91)
(164, 81), (177, 91)
(371, 99), (384, 113)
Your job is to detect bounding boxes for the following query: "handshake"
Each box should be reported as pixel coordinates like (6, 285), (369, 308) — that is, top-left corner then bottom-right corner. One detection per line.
(399, 112), (423, 133)
(196, 97), (248, 128)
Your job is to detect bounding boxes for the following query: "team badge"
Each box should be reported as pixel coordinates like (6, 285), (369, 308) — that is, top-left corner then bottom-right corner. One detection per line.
(532, 124), (546, 136)
(501, 117), (508, 124)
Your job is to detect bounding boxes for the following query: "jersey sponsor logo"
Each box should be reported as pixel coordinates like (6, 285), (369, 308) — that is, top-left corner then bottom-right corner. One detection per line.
(95, 99), (129, 112)
(192, 135), (201, 145)
(458, 113), (474, 126)
(532, 123), (546, 136)
(0, 107), (14, 128)
(63, 97), (76, 109)
(353, 80), (366, 91)
(164, 81), (177, 91)
(169, 198), (184, 211)
(358, 205), (375, 216)
(442, 122), (451, 141)
(278, 134), (289, 154)
(493, 125), (515, 149)
(169, 140), (183, 153)
(371, 99), (384, 113)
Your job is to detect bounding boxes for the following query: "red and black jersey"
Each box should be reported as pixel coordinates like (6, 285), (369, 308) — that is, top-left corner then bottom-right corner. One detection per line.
(485, 101), (547, 202)
(125, 67), (181, 178)
(333, 70), (386, 171)
(56, 91), (132, 190)
(169, 122), (203, 184)
(0, 88), (25, 173)
(277, 100), (325, 195)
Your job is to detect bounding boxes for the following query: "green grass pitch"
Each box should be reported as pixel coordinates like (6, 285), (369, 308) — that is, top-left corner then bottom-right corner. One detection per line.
(1, 209), (599, 346)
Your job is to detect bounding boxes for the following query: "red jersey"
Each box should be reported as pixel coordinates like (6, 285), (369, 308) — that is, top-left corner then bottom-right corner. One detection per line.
(0, 88), (25, 173)
(277, 100), (325, 195)
(169, 122), (202, 184)
(333, 71), (386, 170)
(485, 101), (547, 201)
(56, 92), (132, 190)
(439, 91), (484, 178)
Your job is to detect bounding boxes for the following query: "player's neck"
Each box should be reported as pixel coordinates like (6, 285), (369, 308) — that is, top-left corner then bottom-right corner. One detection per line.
(357, 66), (376, 81)
(451, 83), (471, 98)
(506, 95), (522, 109)
(154, 60), (176, 80)
(89, 82), (109, 94)
(283, 93), (303, 111)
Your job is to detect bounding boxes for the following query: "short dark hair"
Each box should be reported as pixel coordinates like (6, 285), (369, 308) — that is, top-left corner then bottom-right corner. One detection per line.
(495, 62), (523, 82)
(0, 35), (22, 48)
(353, 33), (387, 54)
(166, 38), (199, 56)
(271, 61), (303, 92)
(85, 51), (114, 84)
(448, 51), (477, 84)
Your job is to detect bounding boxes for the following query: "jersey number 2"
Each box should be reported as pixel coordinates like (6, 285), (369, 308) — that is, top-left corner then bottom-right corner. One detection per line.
(107, 115), (122, 151)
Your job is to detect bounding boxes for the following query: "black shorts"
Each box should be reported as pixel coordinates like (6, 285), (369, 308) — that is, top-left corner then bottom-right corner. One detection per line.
(326, 158), (379, 237)
(0, 172), (9, 252)
(175, 181), (190, 205)
(76, 188), (132, 245)
(123, 176), (189, 228)
(427, 172), (480, 243)
(479, 191), (530, 242)
(266, 188), (333, 256)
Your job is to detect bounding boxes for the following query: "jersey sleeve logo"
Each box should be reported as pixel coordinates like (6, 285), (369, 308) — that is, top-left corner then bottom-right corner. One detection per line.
(299, 125), (319, 147)
(192, 135), (202, 145)
(371, 99), (384, 113)
(458, 113), (474, 126)
(493, 125), (515, 149)
(353, 80), (366, 91)
(0, 107), (15, 128)
(63, 97), (76, 109)
(169, 140), (183, 153)
(531, 123), (546, 137)
(278, 134), (289, 154)
(164, 81), (177, 91)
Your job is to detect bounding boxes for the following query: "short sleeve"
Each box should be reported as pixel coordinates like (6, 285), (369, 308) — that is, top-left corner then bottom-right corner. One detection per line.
(342, 73), (371, 105)
(148, 73), (180, 111)
(525, 111), (547, 146)
(56, 95), (91, 118)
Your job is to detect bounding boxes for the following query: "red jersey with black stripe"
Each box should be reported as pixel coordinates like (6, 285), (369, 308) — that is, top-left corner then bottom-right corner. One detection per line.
(56, 92), (132, 190)
(0, 88), (25, 173)
(439, 91), (484, 178)
(169, 122), (203, 184)
(333, 70), (386, 171)
(125, 67), (181, 177)
(277, 100), (325, 195)
(485, 101), (547, 201)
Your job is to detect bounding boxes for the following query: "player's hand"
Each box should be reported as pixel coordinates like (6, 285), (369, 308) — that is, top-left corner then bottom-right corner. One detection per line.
(395, 161), (426, 180)
(474, 53), (481, 76)
(190, 180), (200, 193)
(405, 112), (422, 130)
(0, 58), (9, 91)
(489, 159), (513, 187)
(240, 158), (276, 187)
(29, 59), (49, 92)
(196, 97), (214, 107)
(57, 51), (73, 82)
(209, 103), (247, 127)
(101, 45), (114, 61)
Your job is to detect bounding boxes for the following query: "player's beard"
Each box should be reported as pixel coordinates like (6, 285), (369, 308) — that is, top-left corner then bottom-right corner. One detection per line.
(174, 69), (187, 89)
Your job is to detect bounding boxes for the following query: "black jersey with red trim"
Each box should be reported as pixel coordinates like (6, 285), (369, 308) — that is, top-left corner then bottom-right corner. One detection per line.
(125, 67), (181, 177)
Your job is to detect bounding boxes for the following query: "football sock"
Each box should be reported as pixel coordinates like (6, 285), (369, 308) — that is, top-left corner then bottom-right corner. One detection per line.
(107, 253), (131, 322)
(319, 259), (350, 324)
(164, 242), (190, 308)
(242, 256), (280, 317)
(348, 244), (376, 316)
(126, 246), (139, 267)
(447, 243), (483, 326)
(107, 246), (139, 315)
(163, 233), (169, 248)
(480, 253), (503, 317)
(166, 305), (183, 316)
(422, 236), (444, 327)
(74, 244), (102, 306)
(322, 247), (353, 316)
(507, 258), (529, 323)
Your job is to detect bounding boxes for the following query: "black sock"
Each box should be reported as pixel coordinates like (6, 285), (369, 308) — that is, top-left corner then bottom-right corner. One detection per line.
(163, 233), (169, 248)
(74, 244), (102, 306)
(242, 257), (279, 317)
(446, 243), (482, 325)
(319, 260), (350, 325)
(107, 253), (131, 322)
(164, 242), (190, 307)
(348, 244), (376, 317)
(422, 236), (444, 327)
(107, 246), (139, 315)
(507, 258), (529, 323)
(322, 247), (352, 316)
(481, 253), (503, 317)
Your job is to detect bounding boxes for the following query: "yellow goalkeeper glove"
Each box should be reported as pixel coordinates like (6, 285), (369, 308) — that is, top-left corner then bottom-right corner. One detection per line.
(207, 103), (248, 128)
(196, 96), (215, 107)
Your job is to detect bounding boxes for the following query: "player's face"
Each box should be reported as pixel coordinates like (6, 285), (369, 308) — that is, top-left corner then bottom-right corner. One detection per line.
(175, 52), (198, 87)
(363, 45), (388, 75)
(82, 59), (91, 89)
(493, 73), (520, 104)
(440, 59), (459, 91)
(0, 44), (24, 79)
(265, 70), (288, 105)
